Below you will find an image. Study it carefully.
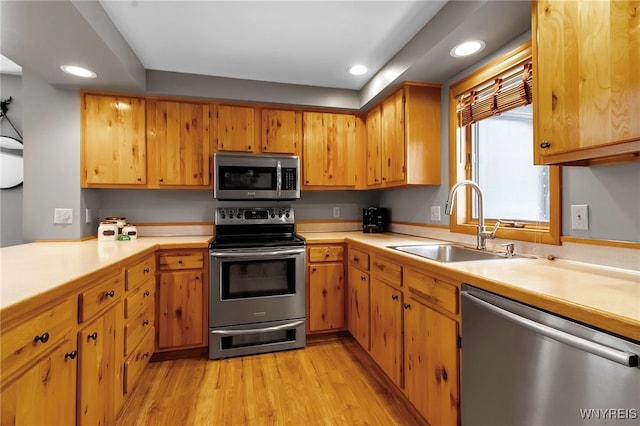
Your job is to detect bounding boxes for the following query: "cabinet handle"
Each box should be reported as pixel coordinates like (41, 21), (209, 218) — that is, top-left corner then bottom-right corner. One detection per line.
(144, 290), (150, 297)
(88, 332), (98, 341)
(353, 256), (359, 262)
(360, 276), (366, 281)
(159, 178), (164, 183)
(34, 332), (50, 344)
(143, 352), (150, 358)
(195, 276), (200, 280)
(137, 177), (142, 182)
(391, 294), (399, 301)
(65, 350), (78, 360)
(106, 290), (115, 298)
(143, 320), (150, 326)
(540, 141), (551, 149)
(247, 145), (252, 150)
(178, 259), (183, 264)
(143, 268), (150, 273)
(403, 303), (411, 310)
(312, 268), (317, 272)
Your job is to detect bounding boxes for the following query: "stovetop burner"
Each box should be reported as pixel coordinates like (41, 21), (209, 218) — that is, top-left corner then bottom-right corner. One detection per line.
(209, 206), (305, 249)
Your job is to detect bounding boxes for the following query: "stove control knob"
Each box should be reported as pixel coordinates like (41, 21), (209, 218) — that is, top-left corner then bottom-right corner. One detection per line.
(221, 214), (226, 219)
(271, 214), (276, 218)
(285, 212), (290, 218)
(237, 214), (242, 219)
(278, 211), (283, 218)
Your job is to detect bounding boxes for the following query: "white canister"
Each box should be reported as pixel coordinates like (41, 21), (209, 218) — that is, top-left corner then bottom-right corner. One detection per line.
(105, 216), (127, 233)
(98, 221), (118, 241)
(122, 224), (138, 240)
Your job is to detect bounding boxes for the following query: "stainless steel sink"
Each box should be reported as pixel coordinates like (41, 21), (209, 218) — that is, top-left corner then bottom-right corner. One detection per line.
(390, 244), (512, 262)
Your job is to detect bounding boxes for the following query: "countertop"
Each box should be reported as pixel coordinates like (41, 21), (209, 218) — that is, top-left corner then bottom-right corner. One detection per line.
(299, 231), (640, 340)
(0, 236), (212, 312)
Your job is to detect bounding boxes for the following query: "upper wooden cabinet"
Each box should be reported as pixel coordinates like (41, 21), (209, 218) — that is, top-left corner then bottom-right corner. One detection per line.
(82, 93), (147, 186)
(261, 109), (302, 155)
(302, 112), (357, 187)
(533, 0), (640, 165)
(214, 104), (256, 152)
(147, 100), (211, 187)
(366, 83), (442, 188)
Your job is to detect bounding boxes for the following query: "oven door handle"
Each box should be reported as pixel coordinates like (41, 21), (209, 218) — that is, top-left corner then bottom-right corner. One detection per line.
(211, 248), (305, 258)
(211, 320), (304, 336)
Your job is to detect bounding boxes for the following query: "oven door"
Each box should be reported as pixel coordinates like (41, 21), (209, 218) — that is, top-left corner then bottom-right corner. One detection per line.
(209, 246), (305, 327)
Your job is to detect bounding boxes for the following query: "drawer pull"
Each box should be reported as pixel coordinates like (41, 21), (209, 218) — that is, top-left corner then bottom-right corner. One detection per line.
(403, 303), (412, 310)
(106, 290), (116, 298)
(353, 256), (359, 262)
(325, 252), (330, 257)
(144, 290), (151, 297)
(361, 276), (367, 281)
(65, 350), (78, 360)
(143, 268), (150, 273)
(540, 141), (551, 149)
(142, 320), (150, 326)
(88, 332), (98, 341)
(312, 268), (317, 272)
(391, 294), (399, 301)
(178, 260), (183, 264)
(34, 332), (50, 344)
(142, 352), (150, 358)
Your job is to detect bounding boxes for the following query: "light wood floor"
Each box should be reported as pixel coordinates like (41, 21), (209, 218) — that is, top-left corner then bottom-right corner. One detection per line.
(115, 337), (425, 426)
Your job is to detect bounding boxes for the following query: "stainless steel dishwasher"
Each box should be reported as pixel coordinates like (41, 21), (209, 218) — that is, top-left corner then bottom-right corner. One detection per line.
(461, 284), (640, 426)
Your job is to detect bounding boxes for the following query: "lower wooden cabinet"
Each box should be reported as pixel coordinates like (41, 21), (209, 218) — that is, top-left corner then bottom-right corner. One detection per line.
(307, 244), (346, 333)
(156, 249), (208, 351)
(370, 278), (403, 388)
(77, 302), (121, 426)
(1, 335), (77, 426)
(347, 264), (370, 351)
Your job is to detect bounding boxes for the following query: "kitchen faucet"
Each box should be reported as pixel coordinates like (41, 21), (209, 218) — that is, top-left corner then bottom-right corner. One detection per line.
(445, 180), (500, 250)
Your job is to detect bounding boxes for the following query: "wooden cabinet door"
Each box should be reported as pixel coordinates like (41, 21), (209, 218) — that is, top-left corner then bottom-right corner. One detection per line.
(157, 271), (206, 349)
(215, 105), (256, 152)
(1, 338), (77, 426)
(77, 305), (118, 426)
(403, 298), (430, 420)
(347, 264), (370, 351)
(82, 94), (147, 186)
(534, 0), (640, 164)
(370, 279), (402, 387)
(261, 109), (301, 154)
(366, 106), (382, 186)
(147, 100), (210, 186)
(381, 89), (405, 184)
(302, 112), (357, 186)
(308, 263), (345, 332)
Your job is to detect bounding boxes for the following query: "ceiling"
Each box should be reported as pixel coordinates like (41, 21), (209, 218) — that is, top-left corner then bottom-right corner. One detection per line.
(0, 0), (531, 108)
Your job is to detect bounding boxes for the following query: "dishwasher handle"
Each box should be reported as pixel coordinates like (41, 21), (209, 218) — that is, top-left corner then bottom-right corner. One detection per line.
(462, 291), (639, 368)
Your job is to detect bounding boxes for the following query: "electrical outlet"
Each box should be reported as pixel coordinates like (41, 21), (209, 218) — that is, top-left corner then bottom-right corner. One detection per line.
(430, 206), (441, 221)
(333, 207), (341, 218)
(54, 208), (73, 224)
(571, 204), (589, 230)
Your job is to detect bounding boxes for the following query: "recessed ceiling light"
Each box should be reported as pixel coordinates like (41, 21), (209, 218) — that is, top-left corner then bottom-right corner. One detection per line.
(450, 40), (486, 58)
(60, 65), (97, 78)
(348, 65), (368, 76)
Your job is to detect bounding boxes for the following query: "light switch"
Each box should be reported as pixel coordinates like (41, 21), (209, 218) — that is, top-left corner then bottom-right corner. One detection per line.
(571, 204), (589, 230)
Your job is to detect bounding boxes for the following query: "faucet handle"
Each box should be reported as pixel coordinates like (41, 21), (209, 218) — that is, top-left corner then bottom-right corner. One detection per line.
(489, 220), (501, 237)
(501, 242), (516, 257)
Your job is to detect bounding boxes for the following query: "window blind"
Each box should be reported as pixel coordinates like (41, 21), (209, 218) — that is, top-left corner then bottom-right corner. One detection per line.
(457, 61), (532, 127)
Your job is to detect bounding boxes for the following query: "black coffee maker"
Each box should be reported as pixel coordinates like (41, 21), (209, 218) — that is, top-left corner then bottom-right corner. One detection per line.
(362, 207), (389, 233)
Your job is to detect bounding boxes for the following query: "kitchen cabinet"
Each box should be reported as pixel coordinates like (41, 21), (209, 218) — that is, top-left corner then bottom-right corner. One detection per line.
(346, 246), (370, 351)
(370, 275), (403, 388)
(146, 99), (211, 187)
(156, 249), (208, 350)
(533, 0), (640, 165)
(261, 109), (302, 154)
(214, 104), (257, 152)
(302, 112), (357, 187)
(306, 244), (345, 332)
(82, 93), (147, 186)
(366, 82), (442, 188)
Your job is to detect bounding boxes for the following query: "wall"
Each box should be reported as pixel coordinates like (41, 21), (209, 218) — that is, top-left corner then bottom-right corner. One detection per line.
(0, 73), (24, 247)
(379, 32), (640, 244)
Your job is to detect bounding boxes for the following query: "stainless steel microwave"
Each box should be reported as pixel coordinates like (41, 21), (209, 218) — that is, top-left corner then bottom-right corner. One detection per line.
(213, 153), (300, 200)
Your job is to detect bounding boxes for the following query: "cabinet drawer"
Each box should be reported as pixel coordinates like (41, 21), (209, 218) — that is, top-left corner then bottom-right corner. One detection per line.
(78, 271), (124, 323)
(158, 252), (204, 270)
(404, 269), (459, 314)
(124, 326), (155, 394)
(371, 255), (402, 285)
(349, 247), (370, 271)
(126, 255), (156, 290)
(308, 245), (344, 262)
(124, 304), (154, 357)
(1, 298), (77, 382)
(124, 277), (155, 319)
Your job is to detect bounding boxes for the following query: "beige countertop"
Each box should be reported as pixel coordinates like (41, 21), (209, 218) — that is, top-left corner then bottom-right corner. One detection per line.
(300, 231), (640, 340)
(0, 236), (212, 312)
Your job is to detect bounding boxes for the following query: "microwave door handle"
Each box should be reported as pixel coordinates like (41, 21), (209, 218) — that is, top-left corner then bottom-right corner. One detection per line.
(276, 160), (282, 197)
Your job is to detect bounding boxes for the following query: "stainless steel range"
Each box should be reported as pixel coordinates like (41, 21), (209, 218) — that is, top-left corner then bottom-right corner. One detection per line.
(208, 206), (306, 359)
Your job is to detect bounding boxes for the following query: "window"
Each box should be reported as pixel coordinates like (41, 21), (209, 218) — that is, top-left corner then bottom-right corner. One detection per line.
(448, 41), (560, 245)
